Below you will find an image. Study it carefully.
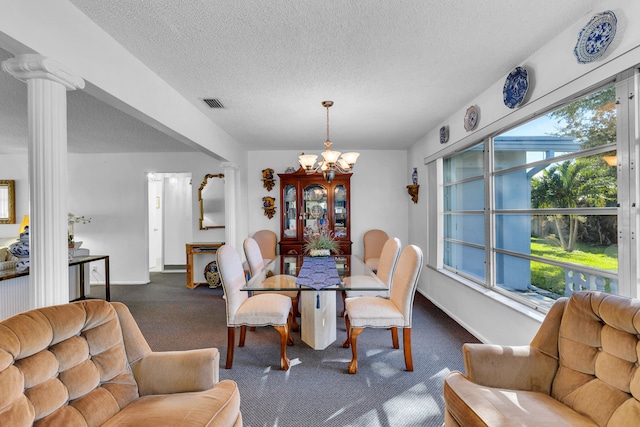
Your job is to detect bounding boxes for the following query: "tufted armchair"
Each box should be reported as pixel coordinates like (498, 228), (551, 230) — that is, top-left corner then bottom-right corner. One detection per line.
(444, 291), (640, 426)
(0, 299), (242, 426)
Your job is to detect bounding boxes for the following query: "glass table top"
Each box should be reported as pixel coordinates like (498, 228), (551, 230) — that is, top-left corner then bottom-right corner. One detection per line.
(242, 255), (386, 292)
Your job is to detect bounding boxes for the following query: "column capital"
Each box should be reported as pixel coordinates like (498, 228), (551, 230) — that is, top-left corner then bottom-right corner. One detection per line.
(2, 54), (85, 90)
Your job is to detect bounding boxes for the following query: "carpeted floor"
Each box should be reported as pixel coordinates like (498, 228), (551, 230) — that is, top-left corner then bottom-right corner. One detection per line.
(94, 272), (479, 427)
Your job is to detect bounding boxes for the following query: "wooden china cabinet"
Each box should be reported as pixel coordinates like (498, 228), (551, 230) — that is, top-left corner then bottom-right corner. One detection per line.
(278, 167), (352, 255)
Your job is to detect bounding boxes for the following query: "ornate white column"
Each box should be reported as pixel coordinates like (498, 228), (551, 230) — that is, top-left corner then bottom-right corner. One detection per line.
(221, 162), (240, 250)
(2, 54), (85, 308)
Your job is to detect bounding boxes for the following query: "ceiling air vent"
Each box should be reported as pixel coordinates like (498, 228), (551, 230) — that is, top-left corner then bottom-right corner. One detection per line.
(202, 98), (225, 109)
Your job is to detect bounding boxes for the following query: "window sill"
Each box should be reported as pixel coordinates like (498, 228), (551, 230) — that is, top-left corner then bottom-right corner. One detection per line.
(436, 267), (548, 324)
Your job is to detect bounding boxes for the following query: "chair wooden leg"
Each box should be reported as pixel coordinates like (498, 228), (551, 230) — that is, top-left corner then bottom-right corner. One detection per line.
(287, 311), (294, 346)
(340, 290), (347, 317)
(390, 327), (399, 349)
(342, 313), (351, 348)
(348, 327), (364, 374)
(225, 326), (235, 369)
(239, 325), (247, 347)
(274, 325), (290, 370)
(403, 328), (413, 371)
(291, 295), (300, 332)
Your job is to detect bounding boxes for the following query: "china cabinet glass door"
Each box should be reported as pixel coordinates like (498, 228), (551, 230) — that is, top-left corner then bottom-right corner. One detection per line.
(303, 183), (328, 238)
(334, 184), (347, 238)
(283, 184), (297, 238)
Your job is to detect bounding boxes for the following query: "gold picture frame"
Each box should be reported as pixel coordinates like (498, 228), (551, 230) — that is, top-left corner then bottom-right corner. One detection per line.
(0, 180), (16, 224)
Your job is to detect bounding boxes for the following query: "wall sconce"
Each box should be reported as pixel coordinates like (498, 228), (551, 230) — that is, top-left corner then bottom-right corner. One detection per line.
(262, 196), (276, 219)
(407, 184), (419, 204)
(262, 168), (275, 191)
(407, 167), (419, 203)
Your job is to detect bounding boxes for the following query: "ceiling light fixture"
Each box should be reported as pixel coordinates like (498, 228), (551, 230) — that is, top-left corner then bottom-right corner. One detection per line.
(298, 101), (360, 183)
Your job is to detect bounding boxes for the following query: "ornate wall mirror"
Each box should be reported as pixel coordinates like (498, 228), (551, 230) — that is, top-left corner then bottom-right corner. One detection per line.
(0, 180), (16, 224)
(199, 174), (225, 230)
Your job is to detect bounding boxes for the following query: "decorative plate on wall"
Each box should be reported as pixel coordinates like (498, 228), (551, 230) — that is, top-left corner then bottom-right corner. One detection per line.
(574, 10), (617, 64)
(503, 66), (529, 109)
(464, 105), (479, 132)
(439, 125), (449, 144)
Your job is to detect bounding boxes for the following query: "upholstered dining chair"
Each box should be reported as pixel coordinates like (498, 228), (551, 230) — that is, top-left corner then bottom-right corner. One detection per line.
(242, 229), (278, 277)
(340, 237), (401, 316)
(244, 237), (300, 331)
(363, 229), (389, 272)
(343, 245), (423, 374)
(252, 229), (278, 262)
(217, 244), (294, 370)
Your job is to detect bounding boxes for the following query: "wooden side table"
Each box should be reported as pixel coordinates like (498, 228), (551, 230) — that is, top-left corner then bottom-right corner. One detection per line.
(185, 242), (224, 289)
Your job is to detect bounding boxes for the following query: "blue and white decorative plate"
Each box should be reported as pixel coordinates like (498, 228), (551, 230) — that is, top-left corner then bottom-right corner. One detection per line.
(439, 125), (449, 144)
(574, 10), (617, 64)
(503, 66), (529, 109)
(464, 105), (479, 132)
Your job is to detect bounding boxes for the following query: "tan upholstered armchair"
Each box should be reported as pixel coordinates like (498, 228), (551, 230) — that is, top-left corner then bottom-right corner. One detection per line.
(444, 291), (640, 426)
(0, 300), (242, 426)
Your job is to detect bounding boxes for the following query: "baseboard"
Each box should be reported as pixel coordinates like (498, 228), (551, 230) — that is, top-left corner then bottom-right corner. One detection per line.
(416, 288), (488, 343)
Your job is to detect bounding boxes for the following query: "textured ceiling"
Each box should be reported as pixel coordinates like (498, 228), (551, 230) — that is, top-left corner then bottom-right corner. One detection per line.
(1, 1), (603, 154)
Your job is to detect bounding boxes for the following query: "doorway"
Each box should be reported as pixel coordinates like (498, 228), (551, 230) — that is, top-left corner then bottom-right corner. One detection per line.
(147, 172), (192, 272)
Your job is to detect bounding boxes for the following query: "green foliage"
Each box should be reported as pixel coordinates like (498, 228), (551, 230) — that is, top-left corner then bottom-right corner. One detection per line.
(530, 237), (617, 295)
(549, 86), (616, 148)
(303, 227), (340, 255)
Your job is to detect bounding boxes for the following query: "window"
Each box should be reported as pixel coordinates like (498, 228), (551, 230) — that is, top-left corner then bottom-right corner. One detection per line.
(442, 71), (636, 311)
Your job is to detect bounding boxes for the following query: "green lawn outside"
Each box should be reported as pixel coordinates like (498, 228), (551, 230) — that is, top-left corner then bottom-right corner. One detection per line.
(530, 237), (618, 295)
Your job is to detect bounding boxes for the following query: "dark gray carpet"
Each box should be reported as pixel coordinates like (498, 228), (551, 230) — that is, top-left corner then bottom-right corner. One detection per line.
(93, 272), (479, 427)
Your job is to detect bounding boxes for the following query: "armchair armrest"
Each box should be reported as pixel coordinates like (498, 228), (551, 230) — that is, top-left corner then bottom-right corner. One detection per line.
(462, 344), (557, 394)
(132, 347), (220, 396)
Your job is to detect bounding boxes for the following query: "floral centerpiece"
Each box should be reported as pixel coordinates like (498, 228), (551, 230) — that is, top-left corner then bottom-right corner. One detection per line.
(68, 212), (91, 248)
(303, 225), (340, 257)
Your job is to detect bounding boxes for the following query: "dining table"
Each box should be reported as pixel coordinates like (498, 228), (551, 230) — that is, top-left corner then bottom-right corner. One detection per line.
(242, 254), (386, 350)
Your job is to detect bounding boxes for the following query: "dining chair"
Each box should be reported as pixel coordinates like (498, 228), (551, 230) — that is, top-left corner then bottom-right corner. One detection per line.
(342, 244), (424, 374)
(243, 237), (300, 331)
(363, 229), (389, 272)
(340, 237), (401, 316)
(217, 244), (294, 370)
(242, 229), (277, 277)
(252, 229), (278, 263)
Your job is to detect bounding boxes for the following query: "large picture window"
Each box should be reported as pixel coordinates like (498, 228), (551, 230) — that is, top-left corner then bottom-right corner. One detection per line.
(442, 72), (634, 310)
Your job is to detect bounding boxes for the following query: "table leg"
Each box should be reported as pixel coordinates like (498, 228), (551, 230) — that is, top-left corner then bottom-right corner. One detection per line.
(301, 291), (336, 350)
(79, 264), (85, 300)
(105, 257), (110, 302)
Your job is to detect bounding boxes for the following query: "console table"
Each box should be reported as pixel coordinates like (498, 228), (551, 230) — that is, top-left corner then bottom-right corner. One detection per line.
(70, 255), (111, 301)
(0, 255), (111, 302)
(186, 242), (224, 289)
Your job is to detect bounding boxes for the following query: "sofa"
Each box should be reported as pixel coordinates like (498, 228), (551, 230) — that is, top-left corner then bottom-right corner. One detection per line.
(0, 299), (242, 426)
(444, 291), (640, 426)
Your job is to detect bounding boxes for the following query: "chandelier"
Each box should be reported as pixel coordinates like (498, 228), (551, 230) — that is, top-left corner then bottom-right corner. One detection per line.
(298, 101), (360, 182)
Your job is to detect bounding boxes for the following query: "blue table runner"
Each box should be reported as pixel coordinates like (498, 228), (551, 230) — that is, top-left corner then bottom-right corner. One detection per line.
(295, 257), (341, 290)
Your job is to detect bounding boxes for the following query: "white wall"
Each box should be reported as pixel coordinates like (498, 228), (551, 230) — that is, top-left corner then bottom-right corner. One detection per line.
(247, 150), (409, 258)
(410, 0), (640, 345)
(66, 152), (228, 284)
